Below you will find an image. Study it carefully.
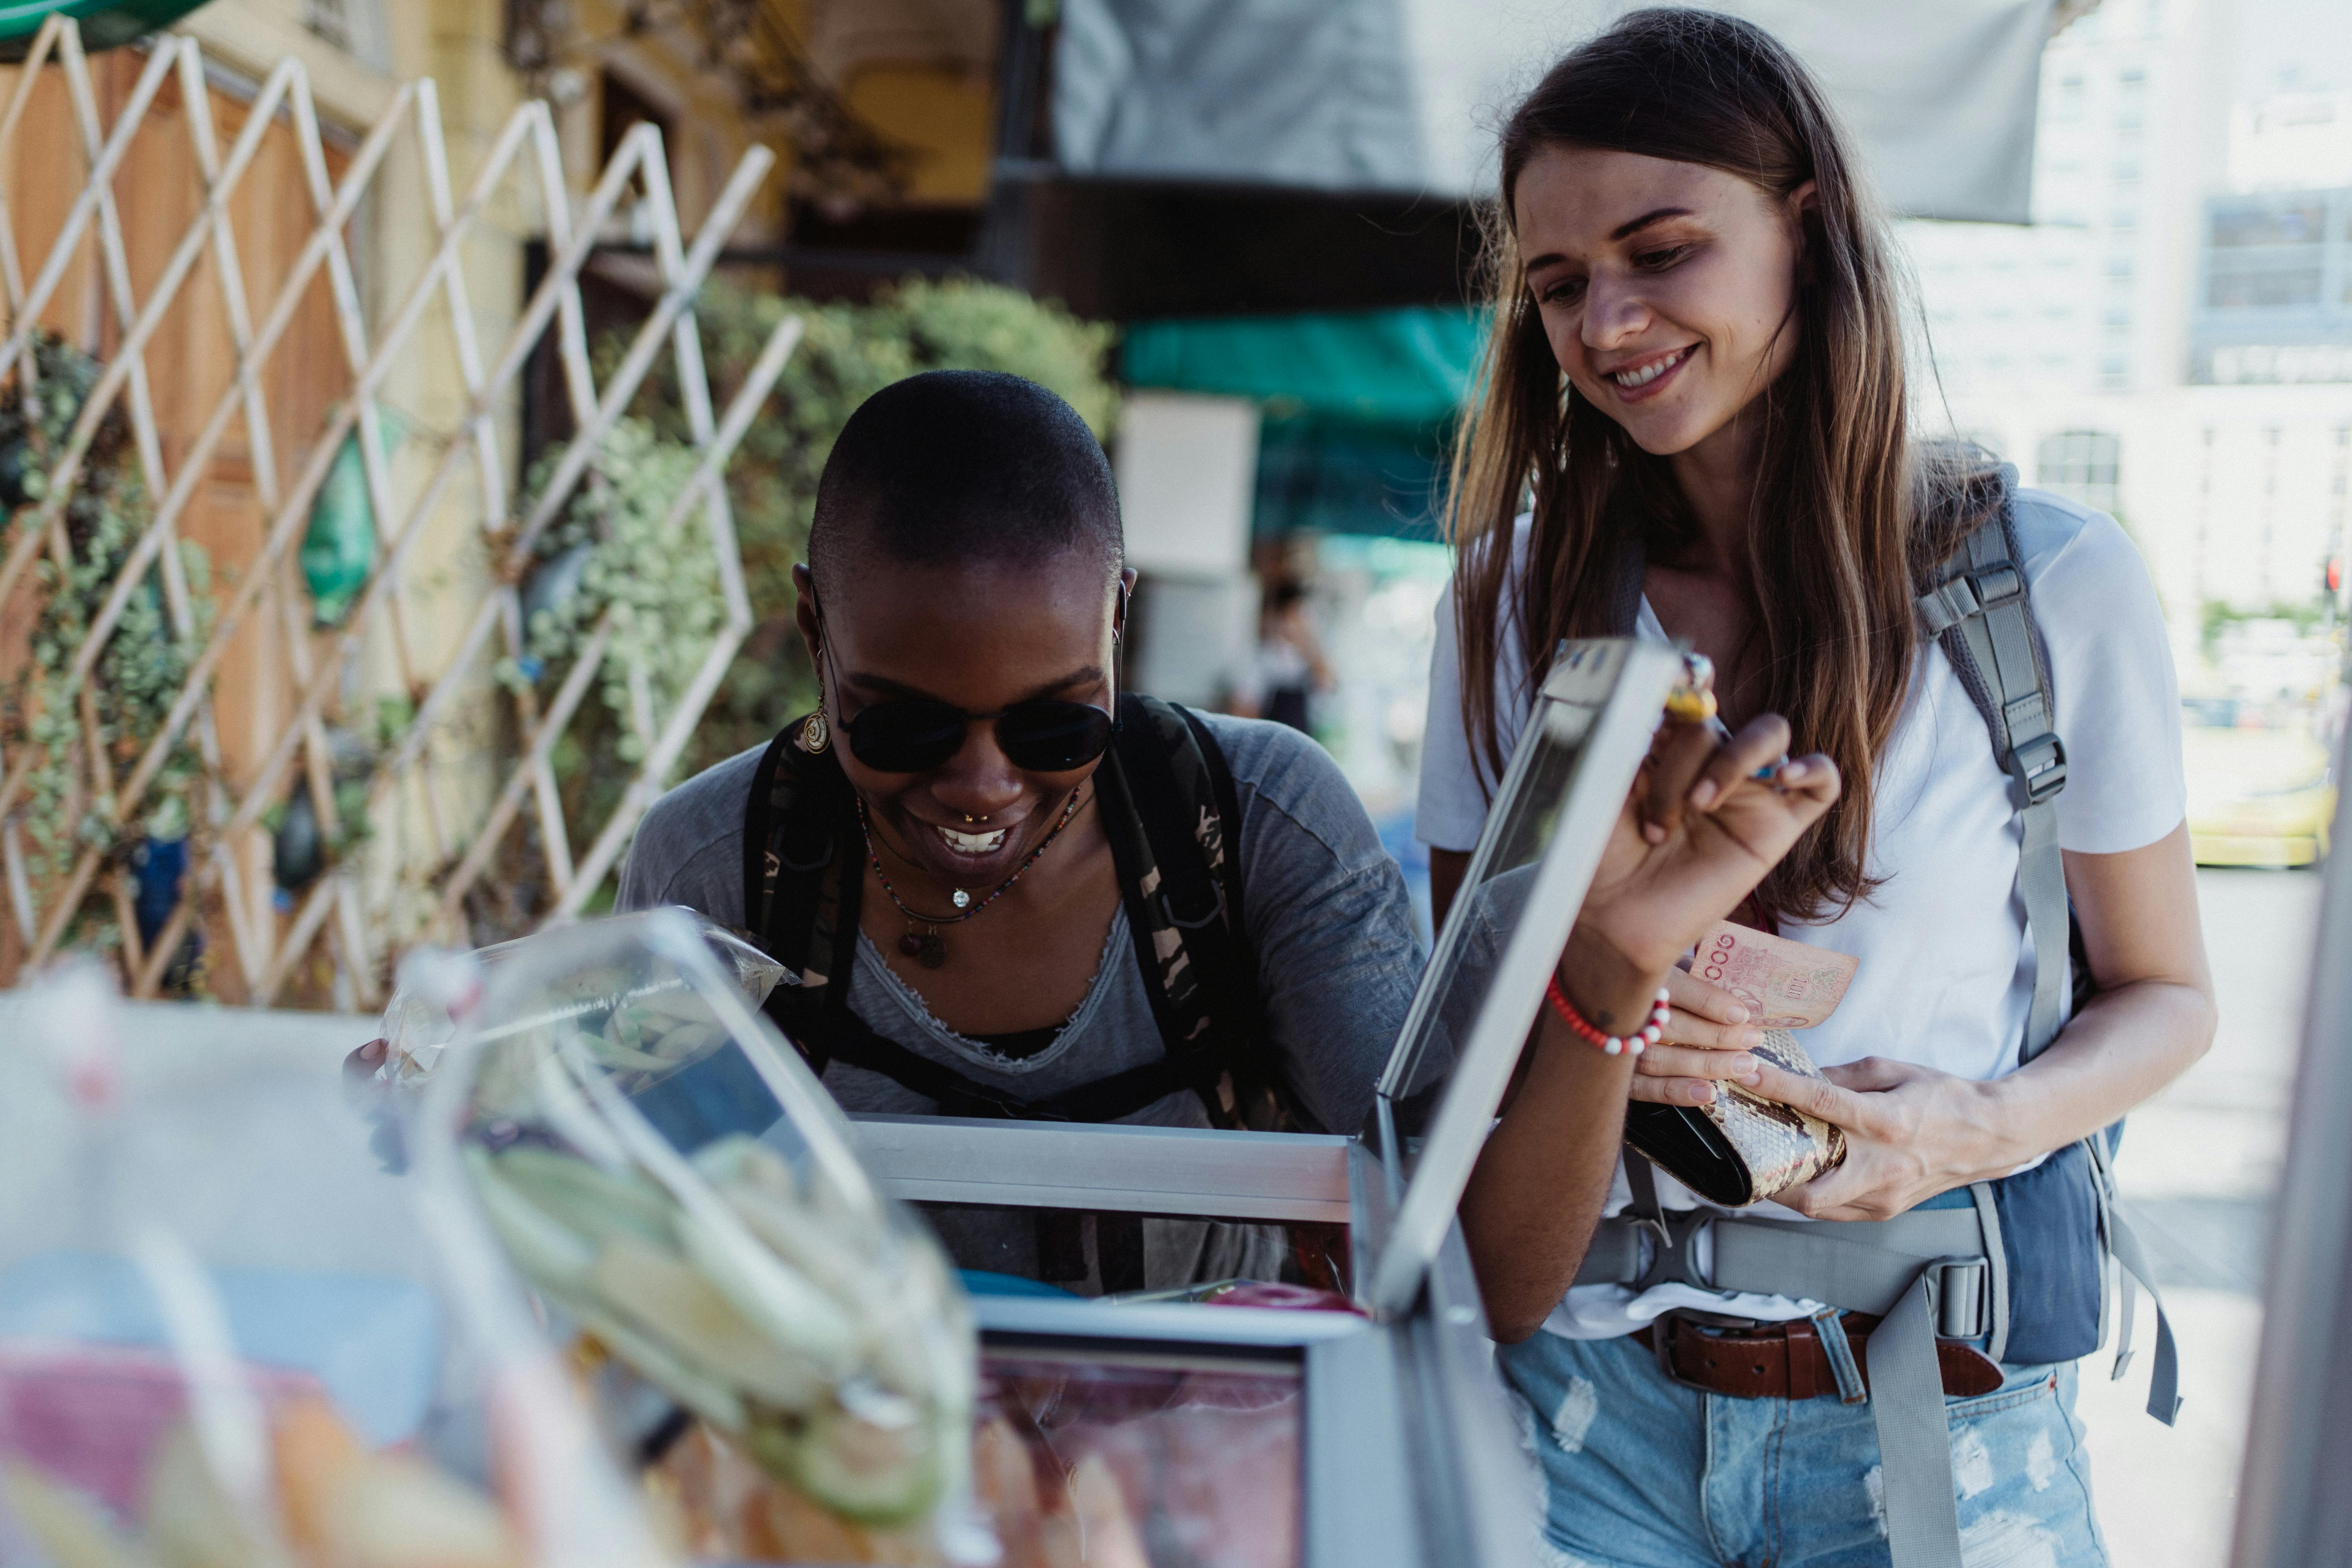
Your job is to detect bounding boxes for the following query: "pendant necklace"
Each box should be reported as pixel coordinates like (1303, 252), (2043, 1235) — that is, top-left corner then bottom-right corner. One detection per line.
(856, 788), (1086, 970)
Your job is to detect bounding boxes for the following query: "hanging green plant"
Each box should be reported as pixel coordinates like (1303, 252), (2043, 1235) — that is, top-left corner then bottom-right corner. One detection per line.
(1, 331), (213, 954)
(502, 416), (718, 830)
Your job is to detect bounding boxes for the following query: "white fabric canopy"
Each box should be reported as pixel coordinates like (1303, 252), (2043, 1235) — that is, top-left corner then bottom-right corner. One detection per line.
(1053, 0), (2063, 223)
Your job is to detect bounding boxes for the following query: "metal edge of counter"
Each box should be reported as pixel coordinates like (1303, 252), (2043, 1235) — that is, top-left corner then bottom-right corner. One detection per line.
(848, 1112), (1356, 1223)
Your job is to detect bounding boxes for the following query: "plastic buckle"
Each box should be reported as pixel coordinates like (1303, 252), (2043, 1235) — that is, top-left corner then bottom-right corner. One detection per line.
(1931, 1256), (1990, 1340)
(1631, 1209), (1714, 1293)
(1156, 878), (1227, 932)
(2010, 733), (2068, 806)
(1967, 564), (2024, 609)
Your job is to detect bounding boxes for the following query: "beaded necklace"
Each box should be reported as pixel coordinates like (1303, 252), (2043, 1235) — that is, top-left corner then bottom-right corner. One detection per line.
(855, 786), (1086, 969)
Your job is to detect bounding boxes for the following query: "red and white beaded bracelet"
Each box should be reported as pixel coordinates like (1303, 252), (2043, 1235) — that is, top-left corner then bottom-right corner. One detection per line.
(1545, 974), (1671, 1056)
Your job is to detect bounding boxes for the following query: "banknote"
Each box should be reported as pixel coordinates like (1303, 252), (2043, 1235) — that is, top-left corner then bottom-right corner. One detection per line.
(1691, 922), (1858, 1029)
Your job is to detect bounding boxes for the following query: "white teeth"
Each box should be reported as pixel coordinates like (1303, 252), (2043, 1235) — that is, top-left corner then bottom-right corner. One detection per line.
(1612, 348), (1688, 388)
(938, 825), (1007, 855)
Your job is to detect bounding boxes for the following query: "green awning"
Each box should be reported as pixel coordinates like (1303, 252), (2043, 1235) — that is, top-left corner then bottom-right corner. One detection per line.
(1121, 306), (1483, 426)
(1, 0), (214, 57)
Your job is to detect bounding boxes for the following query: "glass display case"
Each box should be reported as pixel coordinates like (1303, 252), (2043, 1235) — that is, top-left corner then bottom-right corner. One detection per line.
(0, 633), (1681, 1568)
(848, 638), (1685, 1568)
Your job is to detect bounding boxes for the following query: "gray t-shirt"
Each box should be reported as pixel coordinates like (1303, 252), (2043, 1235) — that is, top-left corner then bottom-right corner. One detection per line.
(616, 713), (1424, 1286)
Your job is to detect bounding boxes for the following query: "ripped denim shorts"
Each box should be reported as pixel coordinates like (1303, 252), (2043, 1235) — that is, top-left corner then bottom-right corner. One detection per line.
(1496, 1329), (2107, 1568)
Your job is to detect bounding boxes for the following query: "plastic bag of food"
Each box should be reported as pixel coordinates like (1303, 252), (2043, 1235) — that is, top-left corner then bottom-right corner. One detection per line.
(0, 962), (671, 1568)
(413, 909), (981, 1564)
(378, 908), (786, 1092)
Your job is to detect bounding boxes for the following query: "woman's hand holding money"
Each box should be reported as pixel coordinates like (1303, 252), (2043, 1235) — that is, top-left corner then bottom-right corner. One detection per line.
(1566, 711), (1843, 1026)
(1468, 709), (1842, 1342)
(1629, 968), (1767, 1105)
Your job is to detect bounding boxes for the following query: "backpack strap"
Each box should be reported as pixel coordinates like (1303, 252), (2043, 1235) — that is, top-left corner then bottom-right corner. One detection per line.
(1913, 473), (2182, 1428)
(741, 719), (862, 1075)
(1100, 693), (1285, 1129)
(1913, 469), (2071, 1061)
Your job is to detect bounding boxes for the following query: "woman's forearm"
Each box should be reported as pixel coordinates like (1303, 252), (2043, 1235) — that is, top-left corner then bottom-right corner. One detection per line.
(1974, 976), (2216, 1169)
(1460, 1016), (1638, 1341)
(1460, 929), (1659, 1342)
(1972, 830), (2218, 1173)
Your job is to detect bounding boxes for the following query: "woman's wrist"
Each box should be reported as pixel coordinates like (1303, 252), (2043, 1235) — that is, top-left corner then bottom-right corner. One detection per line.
(1959, 1072), (2047, 1176)
(1556, 923), (1671, 1040)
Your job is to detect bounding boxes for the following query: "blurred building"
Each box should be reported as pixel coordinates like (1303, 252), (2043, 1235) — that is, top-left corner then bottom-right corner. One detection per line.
(1907, 0), (2352, 632)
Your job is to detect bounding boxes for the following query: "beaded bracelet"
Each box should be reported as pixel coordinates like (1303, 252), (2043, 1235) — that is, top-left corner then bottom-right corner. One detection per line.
(1545, 974), (1672, 1056)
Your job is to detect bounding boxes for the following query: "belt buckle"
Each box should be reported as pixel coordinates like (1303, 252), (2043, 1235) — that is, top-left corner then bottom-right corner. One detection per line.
(1646, 1309), (1768, 1395)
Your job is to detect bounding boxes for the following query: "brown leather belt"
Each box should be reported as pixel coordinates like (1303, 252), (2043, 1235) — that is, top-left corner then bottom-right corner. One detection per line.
(1634, 1312), (2005, 1401)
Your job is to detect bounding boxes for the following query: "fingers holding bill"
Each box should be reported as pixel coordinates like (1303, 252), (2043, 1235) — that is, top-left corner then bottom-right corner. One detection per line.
(1639, 713), (1796, 842)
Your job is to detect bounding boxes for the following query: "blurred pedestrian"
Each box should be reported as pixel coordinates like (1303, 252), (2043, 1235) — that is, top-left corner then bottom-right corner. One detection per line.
(1424, 11), (2216, 1567)
(1228, 581), (1333, 733)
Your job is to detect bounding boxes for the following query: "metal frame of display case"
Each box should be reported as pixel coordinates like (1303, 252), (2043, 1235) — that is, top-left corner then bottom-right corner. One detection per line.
(2229, 731), (2352, 1568)
(849, 639), (1685, 1568)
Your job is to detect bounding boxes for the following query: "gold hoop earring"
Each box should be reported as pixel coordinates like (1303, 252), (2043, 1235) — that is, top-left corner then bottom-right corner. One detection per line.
(801, 709), (830, 754)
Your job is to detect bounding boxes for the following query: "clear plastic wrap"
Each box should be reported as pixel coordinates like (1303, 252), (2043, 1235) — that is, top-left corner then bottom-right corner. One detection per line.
(414, 910), (981, 1564)
(379, 909), (786, 1092)
(0, 963), (670, 1568)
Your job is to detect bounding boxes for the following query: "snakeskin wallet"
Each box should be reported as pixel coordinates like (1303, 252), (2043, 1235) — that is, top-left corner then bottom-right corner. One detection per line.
(1623, 1029), (1848, 1207)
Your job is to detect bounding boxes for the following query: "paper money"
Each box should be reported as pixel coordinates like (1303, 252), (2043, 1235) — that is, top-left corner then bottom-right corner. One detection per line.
(1691, 922), (1858, 1029)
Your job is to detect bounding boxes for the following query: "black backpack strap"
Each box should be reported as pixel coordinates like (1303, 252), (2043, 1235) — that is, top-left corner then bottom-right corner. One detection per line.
(1103, 693), (1284, 1129)
(1913, 465), (2068, 1061)
(742, 718), (862, 1075)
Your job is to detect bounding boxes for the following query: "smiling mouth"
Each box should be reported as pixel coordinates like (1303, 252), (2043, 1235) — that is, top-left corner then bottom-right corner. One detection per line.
(1608, 345), (1696, 392)
(937, 823), (1009, 857)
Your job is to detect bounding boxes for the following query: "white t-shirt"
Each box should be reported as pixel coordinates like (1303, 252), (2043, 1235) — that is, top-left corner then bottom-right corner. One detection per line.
(1414, 490), (2186, 1339)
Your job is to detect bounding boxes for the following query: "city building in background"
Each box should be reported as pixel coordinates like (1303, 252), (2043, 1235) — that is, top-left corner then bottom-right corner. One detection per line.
(1901, 0), (2348, 874)
(1905, 0), (2352, 639)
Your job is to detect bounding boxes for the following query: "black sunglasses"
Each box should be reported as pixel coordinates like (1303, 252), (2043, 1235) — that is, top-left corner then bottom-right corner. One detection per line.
(838, 695), (1115, 773)
(811, 590), (1124, 773)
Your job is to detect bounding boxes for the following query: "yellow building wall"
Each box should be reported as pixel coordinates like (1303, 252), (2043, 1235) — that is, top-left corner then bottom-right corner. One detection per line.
(842, 62), (995, 206)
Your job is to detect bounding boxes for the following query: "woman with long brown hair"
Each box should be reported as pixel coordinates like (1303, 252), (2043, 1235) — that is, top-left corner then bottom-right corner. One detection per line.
(1428, 11), (2216, 1566)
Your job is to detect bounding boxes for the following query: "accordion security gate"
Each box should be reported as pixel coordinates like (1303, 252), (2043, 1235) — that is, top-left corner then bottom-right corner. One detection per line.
(0, 16), (801, 1004)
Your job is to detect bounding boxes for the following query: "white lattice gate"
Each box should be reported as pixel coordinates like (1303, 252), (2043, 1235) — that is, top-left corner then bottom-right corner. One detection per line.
(0, 17), (799, 1006)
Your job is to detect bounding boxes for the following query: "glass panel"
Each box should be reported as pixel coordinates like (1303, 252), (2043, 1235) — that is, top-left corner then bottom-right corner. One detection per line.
(971, 1349), (1304, 1568)
(2207, 263), (2325, 309)
(1377, 683), (1605, 1126)
(1366, 639), (1680, 1311)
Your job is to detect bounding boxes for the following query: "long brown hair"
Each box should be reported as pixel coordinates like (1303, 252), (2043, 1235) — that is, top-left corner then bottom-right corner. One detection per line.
(1448, 7), (2000, 924)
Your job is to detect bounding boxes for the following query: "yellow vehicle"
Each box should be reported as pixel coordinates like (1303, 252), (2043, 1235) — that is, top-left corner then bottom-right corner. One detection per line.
(2183, 705), (2338, 868)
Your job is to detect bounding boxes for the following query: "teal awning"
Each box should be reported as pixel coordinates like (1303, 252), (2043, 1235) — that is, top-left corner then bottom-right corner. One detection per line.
(1121, 306), (1483, 426)
(1252, 412), (1449, 542)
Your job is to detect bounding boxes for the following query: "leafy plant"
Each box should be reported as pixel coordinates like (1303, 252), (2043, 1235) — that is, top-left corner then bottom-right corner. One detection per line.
(2200, 595), (2335, 659)
(1, 332), (212, 961)
(507, 417), (719, 833)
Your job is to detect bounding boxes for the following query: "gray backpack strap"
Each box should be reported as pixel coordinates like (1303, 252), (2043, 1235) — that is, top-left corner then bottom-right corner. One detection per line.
(1917, 473), (2184, 1429)
(1914, 471), (2069, 1059)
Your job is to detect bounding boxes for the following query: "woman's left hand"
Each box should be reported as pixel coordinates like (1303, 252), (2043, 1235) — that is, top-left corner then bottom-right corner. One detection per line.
(1749, 1056), (2019, 1221)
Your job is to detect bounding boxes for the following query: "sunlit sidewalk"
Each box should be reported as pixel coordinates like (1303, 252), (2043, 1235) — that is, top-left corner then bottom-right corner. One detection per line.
(2079, 867), (2317, 1566)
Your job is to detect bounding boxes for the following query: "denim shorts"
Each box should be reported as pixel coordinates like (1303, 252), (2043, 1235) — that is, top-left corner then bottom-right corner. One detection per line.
(1497, 1330), (2109, 1568)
